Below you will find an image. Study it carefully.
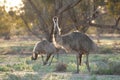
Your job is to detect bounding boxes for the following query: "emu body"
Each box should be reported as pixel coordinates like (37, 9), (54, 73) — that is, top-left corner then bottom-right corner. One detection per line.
(31, 40), (66, 65)
(55, 31), (97, 72)
(31, 40), (56, 65)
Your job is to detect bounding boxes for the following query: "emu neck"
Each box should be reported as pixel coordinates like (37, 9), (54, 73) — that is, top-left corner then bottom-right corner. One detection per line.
(53, 33), (62, 48)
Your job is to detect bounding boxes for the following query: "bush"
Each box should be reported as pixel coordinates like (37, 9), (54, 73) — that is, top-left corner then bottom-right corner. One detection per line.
(55, 62), (67, 72)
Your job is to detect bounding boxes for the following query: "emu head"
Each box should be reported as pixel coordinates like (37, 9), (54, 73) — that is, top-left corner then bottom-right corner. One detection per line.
(53, 16), (58, 23)
(53, 16), (61, 36)
(31, 52), (38, 60)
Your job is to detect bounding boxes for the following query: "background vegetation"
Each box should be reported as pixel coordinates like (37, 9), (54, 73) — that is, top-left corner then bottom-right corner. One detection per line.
(0, 0), (120, 40)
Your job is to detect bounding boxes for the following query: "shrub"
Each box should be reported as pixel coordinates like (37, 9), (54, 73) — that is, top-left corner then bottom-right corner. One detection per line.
(0, 66), (10, 72)
(55, 62), (67, 72)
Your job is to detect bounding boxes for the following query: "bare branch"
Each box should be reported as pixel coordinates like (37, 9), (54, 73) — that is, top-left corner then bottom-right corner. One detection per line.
(88, 16), (120, 31)
(67, 19), (120, 33)
(89, 23), (120, 31)
(27, 0), (50, 40)
(57, 0), (82, 15)
(68, 9), (79, 30)
(20, 15), (42, 39)
(115, 16), (120, 27)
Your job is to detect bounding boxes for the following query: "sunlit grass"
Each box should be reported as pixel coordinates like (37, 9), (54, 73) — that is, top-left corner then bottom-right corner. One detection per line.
(0, 41), (37, 48)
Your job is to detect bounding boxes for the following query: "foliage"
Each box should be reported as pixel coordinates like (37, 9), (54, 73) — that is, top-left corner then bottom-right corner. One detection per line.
(0, 7), (25, 38)
(107, 0), (120, 16)
(0, 7), (11, 37)
(0, 0), (120, 40)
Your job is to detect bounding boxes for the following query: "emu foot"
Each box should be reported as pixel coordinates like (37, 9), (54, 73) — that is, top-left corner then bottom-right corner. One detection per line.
(88, 68), (91, 73)
(43, 62), (47, 65)
(48, 62), (51, 66)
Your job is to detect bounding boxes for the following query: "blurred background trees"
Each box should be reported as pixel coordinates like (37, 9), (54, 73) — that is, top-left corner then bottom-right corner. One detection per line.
(0, 0), (120, 40)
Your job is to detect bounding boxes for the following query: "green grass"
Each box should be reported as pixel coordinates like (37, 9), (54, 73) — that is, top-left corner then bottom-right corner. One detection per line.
(0, 54), (120, 80)
(3, 73), (120, 80)
(90, 54), (120, 75)
(0, 66), (11, 72)
(0, 38), (120, 80)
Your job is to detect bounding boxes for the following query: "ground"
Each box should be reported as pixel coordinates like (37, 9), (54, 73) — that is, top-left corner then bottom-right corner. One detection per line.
(0, 35), (120, 80)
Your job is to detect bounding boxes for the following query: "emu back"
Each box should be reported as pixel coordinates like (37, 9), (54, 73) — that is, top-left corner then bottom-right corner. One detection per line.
(60, 32), (96, 53)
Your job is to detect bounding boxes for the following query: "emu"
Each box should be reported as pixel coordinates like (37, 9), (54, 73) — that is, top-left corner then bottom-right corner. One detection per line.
(44, 16), (98, 73)
(31, 40), (66, 65)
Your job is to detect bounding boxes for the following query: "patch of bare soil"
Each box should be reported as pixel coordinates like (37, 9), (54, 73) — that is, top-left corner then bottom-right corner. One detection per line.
(0, 49), (32, 55)
(1, 50), (18, 55)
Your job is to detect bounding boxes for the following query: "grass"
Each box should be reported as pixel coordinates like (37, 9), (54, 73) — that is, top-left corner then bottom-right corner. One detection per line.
(0, 54), (120, 80)
(89, 54), (120, 75)
(0, 37), (120, 80)
(3, 72), (120, 80)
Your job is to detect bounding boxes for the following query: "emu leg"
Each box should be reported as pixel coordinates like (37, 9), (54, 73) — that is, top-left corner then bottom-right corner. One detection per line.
(35, 53), (38, 60)
(31, 53), (38, 60)
(79, 53), (82, 65)
(48, 55), (55, 66)
(41, 55), (44, 64)
(76, 54), (80, 73)
(56, 53), (59, 61)
(43, 53), (52, 65)
(85, 54), (91, 72)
